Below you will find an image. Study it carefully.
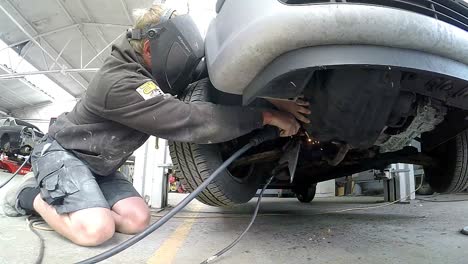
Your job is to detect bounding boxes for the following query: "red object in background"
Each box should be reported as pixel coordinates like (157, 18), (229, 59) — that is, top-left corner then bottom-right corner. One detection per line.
(169, 175), (177, 184)
(168, 173), (186, 193)
(177, 185), (185, 193)
(0, 156), (31, 175)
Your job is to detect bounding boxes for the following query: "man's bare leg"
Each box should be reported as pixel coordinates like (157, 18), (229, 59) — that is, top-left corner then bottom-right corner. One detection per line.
(33, 195), (115, 246)
(110, 197), (150, 234)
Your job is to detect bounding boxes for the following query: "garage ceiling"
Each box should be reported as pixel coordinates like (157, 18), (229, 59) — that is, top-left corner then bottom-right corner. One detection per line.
(0, 0), (216, 115)
(0, 0), (215, 116)
(0, 64), (53, 112)
(0, 0), (154, 114)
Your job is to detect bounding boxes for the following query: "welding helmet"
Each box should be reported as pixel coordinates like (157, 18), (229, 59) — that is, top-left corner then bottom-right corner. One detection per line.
(127, 9), (205, 95)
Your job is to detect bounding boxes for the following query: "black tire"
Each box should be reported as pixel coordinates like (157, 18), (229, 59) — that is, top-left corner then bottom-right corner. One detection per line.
(20, 145), (32, 155)
(416, 181), (435, 195)
(414, 173), (435, 195)
(423, 129), (468, 193)
(169, 79), (261, 207)
(296, 185), (317, 203)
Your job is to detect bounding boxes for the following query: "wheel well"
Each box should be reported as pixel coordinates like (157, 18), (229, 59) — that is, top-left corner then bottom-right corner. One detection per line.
(0, 134), (11, 153)
(0, 134), (10, 145)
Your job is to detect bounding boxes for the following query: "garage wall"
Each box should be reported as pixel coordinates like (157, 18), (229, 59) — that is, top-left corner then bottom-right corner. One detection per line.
(316, 180), (336, 198)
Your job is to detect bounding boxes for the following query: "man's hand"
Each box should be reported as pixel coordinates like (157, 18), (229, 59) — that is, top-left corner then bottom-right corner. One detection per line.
(267, 98), (311, 124)
(262, 111), (300, 137)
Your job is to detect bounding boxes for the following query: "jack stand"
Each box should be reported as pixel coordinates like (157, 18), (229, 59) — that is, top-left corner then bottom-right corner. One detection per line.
(375, 163), (416, 203)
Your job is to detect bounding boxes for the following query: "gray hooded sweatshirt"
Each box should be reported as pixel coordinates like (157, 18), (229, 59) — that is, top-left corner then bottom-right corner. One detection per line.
(48, 38), (264, 176)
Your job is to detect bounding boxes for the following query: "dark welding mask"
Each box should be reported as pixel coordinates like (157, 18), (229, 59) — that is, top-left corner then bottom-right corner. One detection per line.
(127, 9), (205, 95)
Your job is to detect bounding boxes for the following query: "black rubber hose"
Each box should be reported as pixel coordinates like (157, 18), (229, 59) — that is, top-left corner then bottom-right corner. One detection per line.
(76, 127), (279, 264)
(28, 216), (45, 264)
(200, 175), (275, 264)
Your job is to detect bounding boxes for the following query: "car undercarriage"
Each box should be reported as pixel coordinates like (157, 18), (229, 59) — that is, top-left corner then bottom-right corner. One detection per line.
(217, 67), (467, 191)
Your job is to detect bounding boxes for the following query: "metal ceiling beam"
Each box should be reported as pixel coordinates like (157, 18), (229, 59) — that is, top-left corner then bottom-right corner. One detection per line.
(0, 24), (79, 54)
(68, 73), (87, 91)
(49, 36), (73, 70)
(82, 22), (130, 28)
(77, 0), (109, 47)
(39, 39), (49, 69)
(54, 0), (105, 64)
(120, 0), (134, 24)
(0, 68), (100, 80)
(0, 0), (88, 94)
(84, 32), (125, 68)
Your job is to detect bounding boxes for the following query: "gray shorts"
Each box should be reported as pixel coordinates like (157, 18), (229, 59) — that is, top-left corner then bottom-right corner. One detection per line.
(31, 138), (141, 214)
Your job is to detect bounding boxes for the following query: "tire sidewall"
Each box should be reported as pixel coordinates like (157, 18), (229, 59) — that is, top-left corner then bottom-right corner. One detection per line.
(197, 143), (261, 204)
(170, 79), (262, 205)
(423, 129), (468, 193)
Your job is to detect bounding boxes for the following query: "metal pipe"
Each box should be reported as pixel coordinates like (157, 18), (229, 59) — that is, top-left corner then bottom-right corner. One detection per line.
(68, 74), (88, 91)
(84, 32), (125, 68)
(39, 40), (49, 70)
(0, 68), (100, 80)
(82, 22), (130, 28)
(120, 0), (134, 24)
(49, 37), (73, 70)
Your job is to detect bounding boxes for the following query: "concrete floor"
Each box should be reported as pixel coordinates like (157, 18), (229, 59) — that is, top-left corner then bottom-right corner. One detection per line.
(0, 171), (467, 264)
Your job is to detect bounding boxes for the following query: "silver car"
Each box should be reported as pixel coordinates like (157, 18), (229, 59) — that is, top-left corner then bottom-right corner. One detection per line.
(170, 0), (468, 206)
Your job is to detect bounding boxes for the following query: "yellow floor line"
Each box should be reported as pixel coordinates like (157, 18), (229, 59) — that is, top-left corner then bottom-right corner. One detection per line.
(147, 206), (200, 264)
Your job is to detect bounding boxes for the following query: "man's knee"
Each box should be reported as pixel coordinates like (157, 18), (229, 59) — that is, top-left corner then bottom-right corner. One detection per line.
(113, 197), (151, 234)
(123, 207), (151, 234)
(77, 221), (115, 247)
(71, 209), (115, 246)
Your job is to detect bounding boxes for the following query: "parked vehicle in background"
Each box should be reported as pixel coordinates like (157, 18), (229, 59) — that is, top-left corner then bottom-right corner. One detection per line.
(0, 117), (44, 155)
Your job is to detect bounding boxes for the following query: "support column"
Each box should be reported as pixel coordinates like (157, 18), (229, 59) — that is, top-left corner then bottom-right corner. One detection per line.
(384, 163), (416, 203)
(133, 137), (170, 209)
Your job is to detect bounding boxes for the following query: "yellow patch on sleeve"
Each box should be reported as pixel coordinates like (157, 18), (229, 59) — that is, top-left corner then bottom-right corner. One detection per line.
(136, 81), (165, 100)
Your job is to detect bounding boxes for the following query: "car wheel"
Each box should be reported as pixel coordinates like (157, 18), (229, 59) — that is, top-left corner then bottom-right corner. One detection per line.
(423, 129), (468, 193)
(20, 145), (32, 155)
(295, 184), (317, 203)
(169, 79), (262, 207)
(416, 181), (435, 195)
